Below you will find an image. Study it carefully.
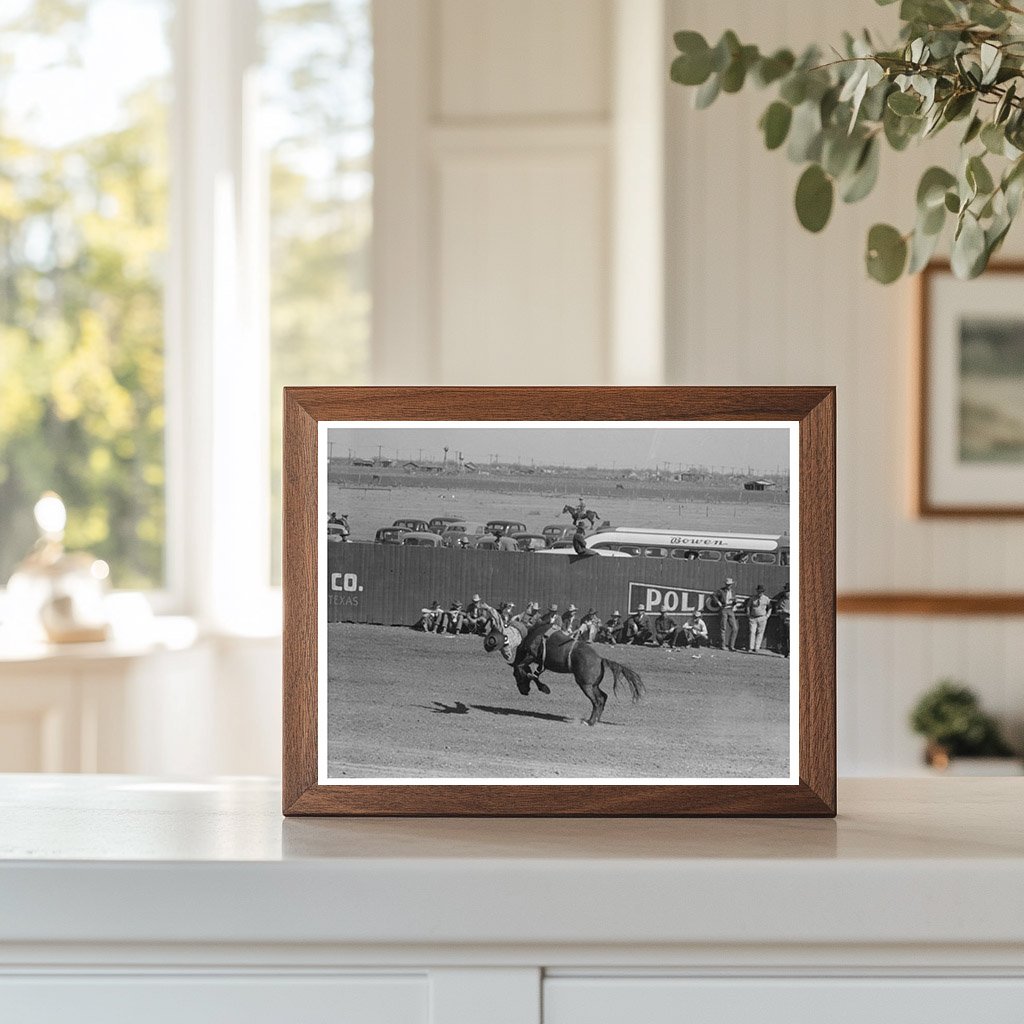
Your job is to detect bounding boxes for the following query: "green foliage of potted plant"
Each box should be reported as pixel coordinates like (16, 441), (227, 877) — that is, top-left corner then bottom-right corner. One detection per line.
(909, 679), (1016, 768)
(670, 0), (1024, 283)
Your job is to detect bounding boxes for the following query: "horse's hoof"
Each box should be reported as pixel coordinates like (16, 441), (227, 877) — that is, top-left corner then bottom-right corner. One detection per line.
(516, 681), (531, 695)
(536, 682), (550, 694)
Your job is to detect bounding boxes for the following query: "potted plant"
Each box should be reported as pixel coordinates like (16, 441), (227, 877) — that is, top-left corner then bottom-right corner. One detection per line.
(909, 680), (1019, 772)
(670, 0), (1024, 283)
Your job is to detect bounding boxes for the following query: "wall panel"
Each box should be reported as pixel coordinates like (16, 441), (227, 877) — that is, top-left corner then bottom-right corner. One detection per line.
(436, 151), (608, 384)
(438, 0), (611, 120)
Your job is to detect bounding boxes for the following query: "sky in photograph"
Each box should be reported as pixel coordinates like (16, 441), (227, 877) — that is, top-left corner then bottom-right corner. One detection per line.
(327, 425), (791, 474)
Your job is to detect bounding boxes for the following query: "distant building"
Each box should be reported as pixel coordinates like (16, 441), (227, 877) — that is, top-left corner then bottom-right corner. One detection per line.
(743, 479), (775, 491)
(353, 458), (374, 467)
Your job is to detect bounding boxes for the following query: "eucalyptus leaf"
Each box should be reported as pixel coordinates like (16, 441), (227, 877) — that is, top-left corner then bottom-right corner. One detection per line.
(970, 2), (1009, 30)
(721, 45), (759, 93)
(754, 49), (795, 87)
(908, 221), (943, 273)
(967, 154), (995, 195)
(945, 190), (961, 213)
(694, 73), (721, 109)
(980, 42), (1002, 86)
(760, 101), (793, 150)
(952, 212), (987, 278)
(842, 137), (881, 203)
(779, 73), (807, 106)
(888, 90), (921, 115)
(981, 122), (1005, 155)
(962, 115), (983, 145)
(710, 31), (740, 74)
(795, 164), (834, 232)
(917, 166), (957, 210)
(866, 223), (908, 283)
(787, 101), (823, 162)
(920, 200), (946, 235)
(996, 82), (1017, 124)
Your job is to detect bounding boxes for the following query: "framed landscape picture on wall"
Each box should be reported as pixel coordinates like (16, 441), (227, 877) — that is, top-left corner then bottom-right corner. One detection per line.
(918, 262), (1024, 516)
(282, 387), (836, 816)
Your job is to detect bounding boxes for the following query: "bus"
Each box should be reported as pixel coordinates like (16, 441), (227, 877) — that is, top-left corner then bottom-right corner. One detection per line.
(583, 527), (790, 566)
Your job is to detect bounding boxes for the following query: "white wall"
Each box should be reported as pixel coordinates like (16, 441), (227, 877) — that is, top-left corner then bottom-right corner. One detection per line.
(664, 0), (1024, 772)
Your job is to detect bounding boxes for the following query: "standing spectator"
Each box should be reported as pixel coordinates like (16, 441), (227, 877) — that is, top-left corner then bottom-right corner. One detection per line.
(746, 584), (772, 653)
(622, 605), (651, 645)
(710, 577), (739, 651)
(771, 582), (791, 657)
(653, 610), (678, 647)
(597, 610), (622, 644)
(497, 601), (516, 625)
(497, 531), (519, 552)
(561, 604), (578, 632)
(679, 610), (709, 648)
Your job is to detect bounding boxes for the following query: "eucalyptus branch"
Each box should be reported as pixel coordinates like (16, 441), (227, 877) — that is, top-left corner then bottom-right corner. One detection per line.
(670, 0), (1024, 283)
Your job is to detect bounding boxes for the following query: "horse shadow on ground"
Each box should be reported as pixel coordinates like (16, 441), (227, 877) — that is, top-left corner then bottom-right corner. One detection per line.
(417, 700), (571, 724)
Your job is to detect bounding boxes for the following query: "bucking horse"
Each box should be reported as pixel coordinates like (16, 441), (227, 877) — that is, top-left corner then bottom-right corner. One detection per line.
(561, 504), (602, 530)
(483, 618), (643, 726)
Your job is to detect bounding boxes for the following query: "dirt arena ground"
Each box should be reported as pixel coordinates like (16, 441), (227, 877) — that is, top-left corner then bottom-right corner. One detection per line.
(327, 623), (792, 780)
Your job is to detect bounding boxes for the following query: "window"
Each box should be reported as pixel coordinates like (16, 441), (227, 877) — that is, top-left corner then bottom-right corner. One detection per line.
(752, 552), (777, 564)
(262, 0), (372, 580)
(671, 548), (700, 560)
(0, 1), (373, 619)
(644, 547), (668, 558)
(0, 0), (172, 589)
(697, 550), (721, 561)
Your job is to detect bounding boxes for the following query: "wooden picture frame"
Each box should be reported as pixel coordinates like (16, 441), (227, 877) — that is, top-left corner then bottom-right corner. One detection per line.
(917, 261), (1024, 517)
(283, 387), (836, 816)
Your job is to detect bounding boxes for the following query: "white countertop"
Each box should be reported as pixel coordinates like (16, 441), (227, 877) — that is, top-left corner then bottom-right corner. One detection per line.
(2, 776), (1022, 951)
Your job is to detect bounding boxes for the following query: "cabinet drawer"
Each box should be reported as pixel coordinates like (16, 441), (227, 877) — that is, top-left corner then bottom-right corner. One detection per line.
(0, 974), (427, 1024)
(544, 977), (1024, 1024)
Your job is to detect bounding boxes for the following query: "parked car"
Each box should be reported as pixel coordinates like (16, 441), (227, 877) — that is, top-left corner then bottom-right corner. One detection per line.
(542, 524), (575, 546)
(392, 518), (430, 533)
(440, 522), (488, 547)
(374, 527), (405, 544)
(428, 515), (465, 533)
(510, 532), (548, 552)
(485, 520), (527, 536)
(402, 531), (444, 547)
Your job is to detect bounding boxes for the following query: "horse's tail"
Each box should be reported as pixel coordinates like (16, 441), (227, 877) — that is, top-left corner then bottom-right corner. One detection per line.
(602, 658), (644, 704)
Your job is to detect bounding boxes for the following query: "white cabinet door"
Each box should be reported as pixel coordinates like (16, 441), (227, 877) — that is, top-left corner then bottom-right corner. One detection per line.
(0, 974), (428, 1024)
(544, 977), (1024, 1024)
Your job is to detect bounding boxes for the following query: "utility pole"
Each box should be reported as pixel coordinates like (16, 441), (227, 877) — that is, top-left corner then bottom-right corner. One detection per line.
(376, 444), (383, 462)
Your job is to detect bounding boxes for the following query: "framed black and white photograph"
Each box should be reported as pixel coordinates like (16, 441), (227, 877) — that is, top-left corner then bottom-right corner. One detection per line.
(283, 387), (835, 816)
(918, 262), (1024, 517)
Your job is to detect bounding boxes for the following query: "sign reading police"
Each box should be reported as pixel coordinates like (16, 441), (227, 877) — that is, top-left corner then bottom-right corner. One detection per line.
(628, 581), (712, 615)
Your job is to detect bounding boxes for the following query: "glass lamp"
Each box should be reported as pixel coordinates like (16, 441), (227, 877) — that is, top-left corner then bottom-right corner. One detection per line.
(5, 493), (111, 644)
